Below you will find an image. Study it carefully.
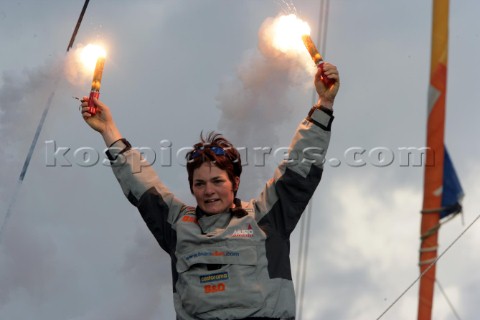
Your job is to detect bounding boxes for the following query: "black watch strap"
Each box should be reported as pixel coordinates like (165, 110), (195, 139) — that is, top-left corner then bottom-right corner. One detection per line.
(105, 138), (132, 161)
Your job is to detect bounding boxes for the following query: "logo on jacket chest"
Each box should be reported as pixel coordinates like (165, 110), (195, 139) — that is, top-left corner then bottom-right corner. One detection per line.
(231, 224), (254, 238)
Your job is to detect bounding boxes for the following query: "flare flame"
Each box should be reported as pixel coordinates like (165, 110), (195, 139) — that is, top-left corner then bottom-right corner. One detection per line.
(271, 14), (311, 54)
(80, 44), (107, 73)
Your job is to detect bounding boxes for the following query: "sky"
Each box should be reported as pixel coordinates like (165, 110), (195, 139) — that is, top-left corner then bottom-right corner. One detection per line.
(1, 1), (480, 319)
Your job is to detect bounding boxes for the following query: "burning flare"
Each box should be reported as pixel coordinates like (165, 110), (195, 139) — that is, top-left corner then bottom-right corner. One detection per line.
(268, 14), (332, 85)
(264, 14), (319, 75)
(78, 44), (107, 115)
(301, 35), (323, 66)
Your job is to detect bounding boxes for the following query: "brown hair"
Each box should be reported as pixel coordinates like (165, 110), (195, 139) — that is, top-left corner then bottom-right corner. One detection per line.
(185, 132), (242, 196)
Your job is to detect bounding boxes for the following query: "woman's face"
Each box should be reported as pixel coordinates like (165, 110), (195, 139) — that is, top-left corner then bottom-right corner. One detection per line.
(192, 162), (239, 215)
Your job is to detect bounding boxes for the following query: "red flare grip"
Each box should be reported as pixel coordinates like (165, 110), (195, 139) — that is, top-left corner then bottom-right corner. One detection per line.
(88, 91), (99, 115)
(318, 61), (334, 88)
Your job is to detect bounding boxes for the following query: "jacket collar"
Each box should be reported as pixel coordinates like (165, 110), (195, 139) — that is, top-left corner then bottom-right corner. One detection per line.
(195, 198), (243, 234)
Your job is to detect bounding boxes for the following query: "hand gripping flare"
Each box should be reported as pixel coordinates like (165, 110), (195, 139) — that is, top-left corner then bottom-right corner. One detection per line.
(301, 34), (333, 87)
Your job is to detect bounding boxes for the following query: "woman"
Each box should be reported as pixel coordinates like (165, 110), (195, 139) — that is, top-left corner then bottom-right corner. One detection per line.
(81, 63), (339, 320)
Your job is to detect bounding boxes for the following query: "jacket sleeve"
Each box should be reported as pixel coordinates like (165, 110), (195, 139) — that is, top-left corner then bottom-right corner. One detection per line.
(254, 107), (333, 237)
(106, 140), (184, 253)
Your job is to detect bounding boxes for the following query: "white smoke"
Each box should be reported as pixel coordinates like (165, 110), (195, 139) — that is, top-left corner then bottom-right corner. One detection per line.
(0, 58), (63, 208)
(216, 14), (316, 199)
(0, 45), (177, 320)
(0, 45), (96, 210)
(66, 228), (173, 320)
(0, 56), (67, 318)
(64, 44), (99, 87)
(0, 60), (61, 143)
(0, 51), (143, 319)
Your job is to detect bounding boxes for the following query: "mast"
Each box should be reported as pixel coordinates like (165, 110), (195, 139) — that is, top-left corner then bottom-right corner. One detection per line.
(418, 0), (449, 319)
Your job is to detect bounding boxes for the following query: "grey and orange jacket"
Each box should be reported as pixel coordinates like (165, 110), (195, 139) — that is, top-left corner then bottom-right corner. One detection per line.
(106, 107), (333, 320)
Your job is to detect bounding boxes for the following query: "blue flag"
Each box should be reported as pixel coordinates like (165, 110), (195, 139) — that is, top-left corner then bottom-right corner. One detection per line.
(441, 147), (464, 219)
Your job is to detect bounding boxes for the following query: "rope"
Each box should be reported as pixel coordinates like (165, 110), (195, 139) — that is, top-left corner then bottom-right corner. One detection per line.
(376, 212), (480, 320)
(420, 211), (461, 243)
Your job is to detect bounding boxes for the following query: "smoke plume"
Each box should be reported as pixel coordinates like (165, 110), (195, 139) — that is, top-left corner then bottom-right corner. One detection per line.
(216, 15), (316, 199)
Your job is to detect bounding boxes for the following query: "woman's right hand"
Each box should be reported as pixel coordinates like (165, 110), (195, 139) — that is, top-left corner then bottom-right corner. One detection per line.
(80, 97), (122, 146)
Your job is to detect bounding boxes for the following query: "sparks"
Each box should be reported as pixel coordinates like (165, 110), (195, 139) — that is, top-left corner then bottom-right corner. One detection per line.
(271, 14), (311, 54)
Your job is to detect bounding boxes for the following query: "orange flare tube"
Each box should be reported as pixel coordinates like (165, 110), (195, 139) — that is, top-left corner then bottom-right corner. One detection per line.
(87, 56), (106, 115)
(302, 34), (333, 87)
(302, 34), (324, 65)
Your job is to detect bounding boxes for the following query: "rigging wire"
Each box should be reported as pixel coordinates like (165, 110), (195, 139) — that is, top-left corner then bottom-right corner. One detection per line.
(297, 201), (313, 320)
(296, 1), (330, 318)
(436, 279), (462, 320)
(0, 0), (91, 243)
(0, 89), (57, 241)
(376, 212), (480, 320)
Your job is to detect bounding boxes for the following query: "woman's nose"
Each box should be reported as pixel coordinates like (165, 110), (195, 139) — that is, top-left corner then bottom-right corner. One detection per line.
(204, 182), (214, 195)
